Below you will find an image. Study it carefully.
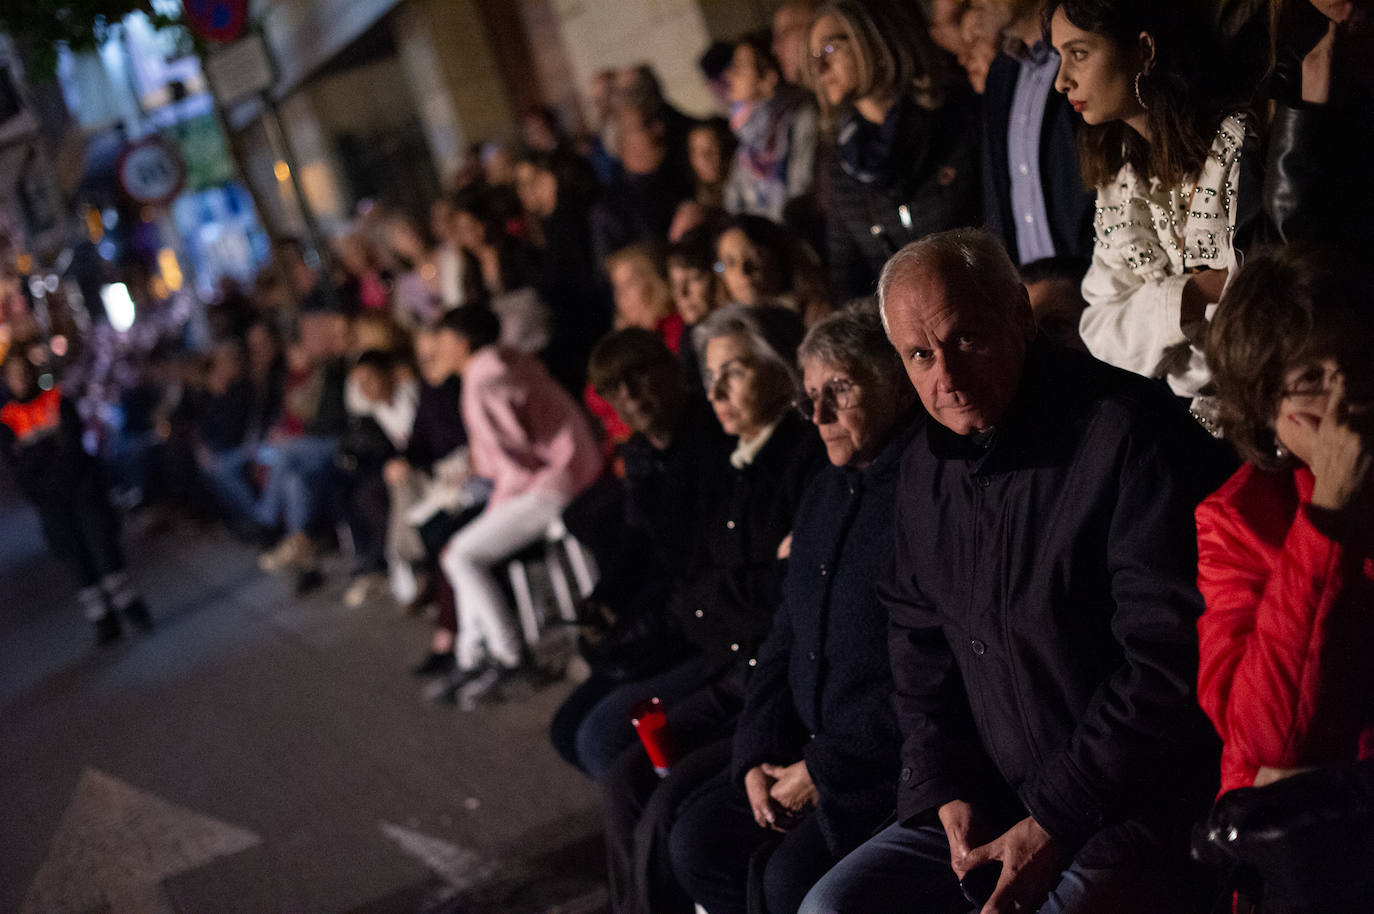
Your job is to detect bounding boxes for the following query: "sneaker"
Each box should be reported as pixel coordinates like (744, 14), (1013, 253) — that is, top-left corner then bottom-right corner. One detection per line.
(388, 561), (420, 605)
(123, 599), (154, 633)
(411, 651), (457, 678)
(456, 667), (505, 711)
(258, 532), (311, 573)
(344, 573), (386, 608)
(422, 666), (483, 704)
(93, 612), (124, 646)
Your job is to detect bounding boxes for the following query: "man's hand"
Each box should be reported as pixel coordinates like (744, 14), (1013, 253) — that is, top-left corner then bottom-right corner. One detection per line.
(960, 815), (1065, 914)
(938, 799), (981, 879)
(744, 766), (784, 831)
(762, 760), (818, 814)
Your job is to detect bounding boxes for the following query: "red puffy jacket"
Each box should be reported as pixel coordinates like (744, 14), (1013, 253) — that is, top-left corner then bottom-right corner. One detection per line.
(1196, 462), (1374, 795)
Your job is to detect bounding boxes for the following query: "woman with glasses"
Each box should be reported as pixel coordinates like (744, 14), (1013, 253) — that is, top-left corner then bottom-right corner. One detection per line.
(667, 303), (920, 914)
(1196, 245), (1374, 800)
(597, 304), (826, 914)
(805, 0), (980, 301)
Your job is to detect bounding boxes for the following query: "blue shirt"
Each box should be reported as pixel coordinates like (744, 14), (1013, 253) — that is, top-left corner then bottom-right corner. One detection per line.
(1008, 42), (1060, 264)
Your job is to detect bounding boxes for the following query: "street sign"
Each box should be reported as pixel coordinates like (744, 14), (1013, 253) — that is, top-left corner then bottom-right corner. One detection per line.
(116, 136), (187, 206)
(205, 33), (275, 108)
(182, 0), (249, 44)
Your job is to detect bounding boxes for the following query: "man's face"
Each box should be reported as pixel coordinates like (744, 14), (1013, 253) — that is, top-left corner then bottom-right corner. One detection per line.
(883, 265), (1031, 435)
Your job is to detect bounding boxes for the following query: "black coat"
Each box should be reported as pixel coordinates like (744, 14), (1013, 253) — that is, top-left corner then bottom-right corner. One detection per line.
(885, 340), (1232, 855)
(825, 93), (981, 301)
(674, 411), (826, 665)
(731, 417), (918, 855)
(980, 53), (1095, 263)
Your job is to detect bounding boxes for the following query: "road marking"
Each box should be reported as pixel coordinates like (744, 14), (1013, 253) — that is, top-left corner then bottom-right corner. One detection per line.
(21, 768), (261, 914)
(378, 821), (499, 891)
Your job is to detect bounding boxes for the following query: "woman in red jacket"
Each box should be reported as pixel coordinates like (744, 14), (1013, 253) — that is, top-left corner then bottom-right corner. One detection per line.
(1197, 244), (1374, 796)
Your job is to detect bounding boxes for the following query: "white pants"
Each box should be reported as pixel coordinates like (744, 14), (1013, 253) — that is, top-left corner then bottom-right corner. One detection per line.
(439, 492), (566, 671)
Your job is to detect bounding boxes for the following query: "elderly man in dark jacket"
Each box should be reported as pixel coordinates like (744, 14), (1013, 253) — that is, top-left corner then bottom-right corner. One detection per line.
(799, 229), (1231, 914)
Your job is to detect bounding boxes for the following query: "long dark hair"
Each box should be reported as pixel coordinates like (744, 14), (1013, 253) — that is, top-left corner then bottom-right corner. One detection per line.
(1046, 0), (1238, 189)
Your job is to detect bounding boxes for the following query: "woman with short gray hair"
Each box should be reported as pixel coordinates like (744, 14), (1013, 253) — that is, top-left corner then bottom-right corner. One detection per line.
(668, 303), (921, 914)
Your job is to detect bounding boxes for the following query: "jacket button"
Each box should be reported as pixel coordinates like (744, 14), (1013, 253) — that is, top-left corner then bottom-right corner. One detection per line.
(694, 609), (704, 618)
(901, 766), (912, 782)
(748, 658), (757, 667)
(973, 474), (990, 488)
(726, 520), (735, 529)
(808, 651), (817, 661)
(870, 224), (883, 236)
(730, 642), (740, 652)
(971, 639), (986, 656)
(819, 564), (827, 576)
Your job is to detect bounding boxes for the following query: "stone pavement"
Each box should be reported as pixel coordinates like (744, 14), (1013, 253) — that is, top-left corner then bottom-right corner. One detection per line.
(0, 481), (610, 913)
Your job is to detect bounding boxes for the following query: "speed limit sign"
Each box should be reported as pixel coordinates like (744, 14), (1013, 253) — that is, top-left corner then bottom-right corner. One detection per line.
(116, 136), (187, 206)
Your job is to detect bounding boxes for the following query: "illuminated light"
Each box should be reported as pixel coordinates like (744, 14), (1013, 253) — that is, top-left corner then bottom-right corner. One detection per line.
(102, 208), (118, 229)
(50, 335), (69, 357)
(15, 253), (32, 273)
(101, 282), (137, 332)
(44, 274), (59, 293)
(157, 247), (183, 292)
(98, 240), (116, 260)
(37, 373), (54, 391)
(86, 208), (104, 242)
(28, 276), (47, 298)
(151, 276), (169, 299)
(274, 160), (291, 182)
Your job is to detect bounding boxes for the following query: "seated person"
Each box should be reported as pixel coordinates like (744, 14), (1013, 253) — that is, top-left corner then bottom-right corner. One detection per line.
(598, 304), (826, 914)
(192, 339), (258, 536)
(800, 229), (1230, 914)
(430, 305), (604, 706)
(255, 312), (351, 593)
(669, 305), (920, 914)
(715, 216), (830, 328)
(339, 348), (420, 607)
(1197, 246), (1374, 796)
(666, 226), (722, 395)
(1019, 256), (1089, 352)
(550, 327), (731, 774)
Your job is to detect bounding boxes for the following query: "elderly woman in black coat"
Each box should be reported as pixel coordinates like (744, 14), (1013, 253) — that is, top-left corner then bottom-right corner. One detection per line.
(666, 304), (920, 914)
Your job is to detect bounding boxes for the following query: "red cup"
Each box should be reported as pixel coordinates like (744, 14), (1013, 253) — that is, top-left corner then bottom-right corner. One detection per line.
(629, 696), (676, 777)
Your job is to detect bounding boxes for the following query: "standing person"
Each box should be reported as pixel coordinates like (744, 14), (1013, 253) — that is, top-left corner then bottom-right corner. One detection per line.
(723, 32), (819, 225)
(980, 0), (1094, 264)
(668, 306), (917, 914)
(806, 0), (981, 301)
(1, 353), (151, 643)
(431, 306), (603, 706)
(1196, 246), (1374, 796)
(687, 118), (737, 212)
(773, 0), (821, 87)
(1048, 0), (1263, 416)
(798, 229), (1230, 914)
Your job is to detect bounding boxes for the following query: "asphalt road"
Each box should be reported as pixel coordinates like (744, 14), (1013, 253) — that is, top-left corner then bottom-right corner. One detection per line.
(0, 482), (609, 913)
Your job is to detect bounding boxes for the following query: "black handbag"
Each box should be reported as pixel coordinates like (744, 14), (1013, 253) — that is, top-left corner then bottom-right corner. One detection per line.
(1192, 759), (1374, 913)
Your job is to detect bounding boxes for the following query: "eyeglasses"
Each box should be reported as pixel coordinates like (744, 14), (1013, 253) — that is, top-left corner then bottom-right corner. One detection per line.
(795, 377), (859, 422)
(809, 35), (849, 71)
(1279, 363), (1339, 400)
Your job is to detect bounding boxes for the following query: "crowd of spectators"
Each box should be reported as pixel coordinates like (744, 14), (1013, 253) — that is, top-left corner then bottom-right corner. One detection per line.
(1, 0), (1371, 910)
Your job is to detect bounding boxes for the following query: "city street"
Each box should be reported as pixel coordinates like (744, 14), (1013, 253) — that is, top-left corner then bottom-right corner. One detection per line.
(0, 482), (608, 913)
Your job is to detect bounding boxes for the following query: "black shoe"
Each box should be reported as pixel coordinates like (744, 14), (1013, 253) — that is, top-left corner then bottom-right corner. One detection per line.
(411, 651), (457, 678)
(123, 599), (154, 633)
(93, 612), (124, 646)
(294, 568), (325, 596)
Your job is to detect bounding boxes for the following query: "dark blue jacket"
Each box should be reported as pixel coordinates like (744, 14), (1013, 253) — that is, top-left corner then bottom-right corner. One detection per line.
(731, 416), (919, 855)
(981, 53), (1095, 263)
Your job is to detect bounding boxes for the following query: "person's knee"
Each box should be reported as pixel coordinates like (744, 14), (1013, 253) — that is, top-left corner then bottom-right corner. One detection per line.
(796, 871), (848, 914)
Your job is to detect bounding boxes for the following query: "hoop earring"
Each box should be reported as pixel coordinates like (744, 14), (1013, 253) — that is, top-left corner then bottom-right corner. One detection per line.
(1133, 71), (1149, 111)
